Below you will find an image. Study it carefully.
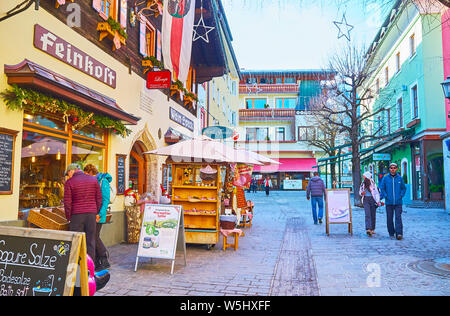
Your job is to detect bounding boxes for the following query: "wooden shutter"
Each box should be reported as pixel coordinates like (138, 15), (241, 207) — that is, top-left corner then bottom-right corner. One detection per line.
(119, 0), (127, 29)
(139, 17), (147, 56)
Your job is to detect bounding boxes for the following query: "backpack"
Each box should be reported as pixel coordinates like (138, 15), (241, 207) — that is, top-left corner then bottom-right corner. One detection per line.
(100, 174), (116, 204)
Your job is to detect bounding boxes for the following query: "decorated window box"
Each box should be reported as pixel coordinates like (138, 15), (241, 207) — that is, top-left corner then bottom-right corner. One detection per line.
(97, 20), (127, 51)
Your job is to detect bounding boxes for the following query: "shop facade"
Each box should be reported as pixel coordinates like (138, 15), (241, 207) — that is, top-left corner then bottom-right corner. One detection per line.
(0, 2), (202, 245)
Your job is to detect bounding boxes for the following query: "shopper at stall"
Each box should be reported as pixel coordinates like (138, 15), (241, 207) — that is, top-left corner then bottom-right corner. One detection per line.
(359, 172), (380, 237)
(84, 164), (112, 271)
(379, 163), (407, 240)
(64, 163), (101, 262)
(306, 172), (326, 224)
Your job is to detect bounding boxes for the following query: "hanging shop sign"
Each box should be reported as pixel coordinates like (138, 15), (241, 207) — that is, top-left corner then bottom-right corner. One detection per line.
(33, 24), (117, 88)
(169, 107), (194, 132)
(373, 153), (391, 161)
(146, 70), (172, 89)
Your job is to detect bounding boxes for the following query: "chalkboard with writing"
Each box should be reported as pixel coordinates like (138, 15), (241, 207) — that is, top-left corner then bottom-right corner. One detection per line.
(0, 227), (89, 296)
(0, 129), (17, 195)
(116, 155), (126, 195)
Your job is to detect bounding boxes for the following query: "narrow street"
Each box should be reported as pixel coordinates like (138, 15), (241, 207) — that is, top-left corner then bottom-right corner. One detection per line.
(98, 191), (450, 296)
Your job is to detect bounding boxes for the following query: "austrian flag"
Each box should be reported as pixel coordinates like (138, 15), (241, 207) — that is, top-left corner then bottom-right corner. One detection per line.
(162, 0), (196, 84)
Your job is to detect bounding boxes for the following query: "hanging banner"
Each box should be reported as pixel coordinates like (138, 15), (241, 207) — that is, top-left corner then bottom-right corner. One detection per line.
(162, 0), (196, 83)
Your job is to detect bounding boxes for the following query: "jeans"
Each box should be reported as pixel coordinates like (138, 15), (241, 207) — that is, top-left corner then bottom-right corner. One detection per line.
(386, 204), (403, 236)
(363, 196), (377, 230)
(311, 196), (324, 223)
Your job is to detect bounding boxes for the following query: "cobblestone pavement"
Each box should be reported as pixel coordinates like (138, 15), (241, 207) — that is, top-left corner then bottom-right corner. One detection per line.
(97, 191), (449, 296)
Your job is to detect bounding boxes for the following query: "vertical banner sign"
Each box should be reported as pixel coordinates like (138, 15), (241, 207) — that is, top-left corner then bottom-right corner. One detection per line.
(325, 189), (353, 236)
(135, 204), (186, 274)
(162, 0), (196, 83)
(120, 0), (127, 29)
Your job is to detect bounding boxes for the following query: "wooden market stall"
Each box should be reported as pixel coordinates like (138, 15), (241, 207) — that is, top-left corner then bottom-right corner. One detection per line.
(170, 162), (225, 248)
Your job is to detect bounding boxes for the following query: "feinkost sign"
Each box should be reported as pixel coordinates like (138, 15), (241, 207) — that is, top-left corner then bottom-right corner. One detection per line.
(33, 24), (117, 88)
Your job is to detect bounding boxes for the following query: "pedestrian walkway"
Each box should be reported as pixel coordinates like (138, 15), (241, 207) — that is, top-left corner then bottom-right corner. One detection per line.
(97, 191), (449, 296)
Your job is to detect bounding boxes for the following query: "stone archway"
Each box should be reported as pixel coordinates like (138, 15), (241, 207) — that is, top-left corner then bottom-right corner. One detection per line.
(129, 124), (160, 199)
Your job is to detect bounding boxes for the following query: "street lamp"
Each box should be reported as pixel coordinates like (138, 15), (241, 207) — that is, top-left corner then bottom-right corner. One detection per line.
(442, 76), (450, 118)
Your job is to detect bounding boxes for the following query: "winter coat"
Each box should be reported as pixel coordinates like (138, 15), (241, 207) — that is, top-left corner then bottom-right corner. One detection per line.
(306, 176), (326, 198)
(64, 171), (101, 221)
(379, 173), (406, 205)
(97, 172), (112, 224)
(359, 179), (381, 204)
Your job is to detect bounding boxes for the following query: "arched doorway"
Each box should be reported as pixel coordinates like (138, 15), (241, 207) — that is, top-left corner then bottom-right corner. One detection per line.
(129, 141), (147, 195)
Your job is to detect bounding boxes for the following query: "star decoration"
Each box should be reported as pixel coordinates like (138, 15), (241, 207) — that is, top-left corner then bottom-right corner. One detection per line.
(246, 83), (262, 95)
(333, 14), (354, 42)
(193, 13), (215, 43)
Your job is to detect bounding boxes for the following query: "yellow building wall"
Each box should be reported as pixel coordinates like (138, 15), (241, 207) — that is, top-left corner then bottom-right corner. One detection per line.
(0, 3), (197, 221)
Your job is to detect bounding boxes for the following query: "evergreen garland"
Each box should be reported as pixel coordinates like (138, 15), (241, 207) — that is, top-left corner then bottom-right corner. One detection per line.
(1, 85), (132, 137)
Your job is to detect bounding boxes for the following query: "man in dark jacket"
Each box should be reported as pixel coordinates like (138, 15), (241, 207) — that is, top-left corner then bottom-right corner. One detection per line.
(64, 163), (102, 261)
(306, 172), (326, 224)
(379, 163), (406, 240)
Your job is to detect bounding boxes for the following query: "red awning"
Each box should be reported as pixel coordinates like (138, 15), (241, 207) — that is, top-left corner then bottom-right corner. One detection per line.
(253, 158), (317, 173)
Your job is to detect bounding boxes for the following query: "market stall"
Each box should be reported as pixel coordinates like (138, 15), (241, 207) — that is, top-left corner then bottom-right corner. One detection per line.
(146, 136), (267, 249)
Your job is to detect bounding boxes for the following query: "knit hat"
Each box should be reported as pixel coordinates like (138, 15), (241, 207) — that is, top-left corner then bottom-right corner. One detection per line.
(65, 163), (80, 175)
(363, 171), (373, 180)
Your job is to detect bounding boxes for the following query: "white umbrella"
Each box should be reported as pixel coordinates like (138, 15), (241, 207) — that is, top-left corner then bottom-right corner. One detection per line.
(145, 136), (263, 165)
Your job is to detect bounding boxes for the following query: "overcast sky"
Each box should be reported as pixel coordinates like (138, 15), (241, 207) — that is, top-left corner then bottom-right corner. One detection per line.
(221, 0), (390, 70)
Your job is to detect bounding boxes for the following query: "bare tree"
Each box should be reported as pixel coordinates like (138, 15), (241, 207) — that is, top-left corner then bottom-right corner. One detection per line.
(317, 43), (395, 206)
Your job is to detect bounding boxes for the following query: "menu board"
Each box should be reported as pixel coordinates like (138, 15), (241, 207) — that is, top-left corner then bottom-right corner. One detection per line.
(0, 129), (18, 194)
(116, 155), (126, 195)
(0, 227), (89, 296)
(325, 189), (353, 236)
(135, 204), (186, 274)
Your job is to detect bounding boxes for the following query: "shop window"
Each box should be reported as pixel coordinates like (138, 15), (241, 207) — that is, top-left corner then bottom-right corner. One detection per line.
(20, 131), (67, 210)
(20, 112), (108, 210)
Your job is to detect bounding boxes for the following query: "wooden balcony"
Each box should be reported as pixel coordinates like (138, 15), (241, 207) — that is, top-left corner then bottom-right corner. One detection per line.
(239, 109), (295, 120)
(239, 83), (299, 94)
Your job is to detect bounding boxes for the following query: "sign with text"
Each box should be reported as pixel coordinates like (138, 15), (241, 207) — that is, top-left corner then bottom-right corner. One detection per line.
(325, 189), (353, 236)
(34, 24), (117, 88)
(169, 107), (194, 132)
(0, 128), (18, 195)
(146, 70), (171, 89)
(283, 179), (302, 190)
(116, 155), (126, 195)
(0, 227), (89, 296)
(373, 153), (391, 161)
(135, 204), (186, 274)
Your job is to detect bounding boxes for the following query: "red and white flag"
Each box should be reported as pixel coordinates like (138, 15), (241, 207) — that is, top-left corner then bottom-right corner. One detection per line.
(162, 0), (196, 84)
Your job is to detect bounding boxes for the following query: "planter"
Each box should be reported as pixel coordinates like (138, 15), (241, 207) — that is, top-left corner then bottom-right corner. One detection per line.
(97, 22), (126, 51)
(430, 192), (443, 200)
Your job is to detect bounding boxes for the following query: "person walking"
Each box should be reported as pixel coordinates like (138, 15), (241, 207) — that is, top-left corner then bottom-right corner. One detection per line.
(306, 172), (326, 224)
(251, 177), (257, 193)
(84, 164), (112, 271)
(264, 176), (272, 196)
(359, 171), (381, 237)
(379, 163), (407, 240)
(64, 163), (101, 262)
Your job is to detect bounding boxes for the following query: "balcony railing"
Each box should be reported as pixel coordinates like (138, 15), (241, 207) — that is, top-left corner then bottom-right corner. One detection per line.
(239, 83), (299, 94)
(239, 109), (295, 119)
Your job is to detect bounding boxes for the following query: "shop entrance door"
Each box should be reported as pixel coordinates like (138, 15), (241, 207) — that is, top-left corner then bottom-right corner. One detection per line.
(129, 142), (147, 195)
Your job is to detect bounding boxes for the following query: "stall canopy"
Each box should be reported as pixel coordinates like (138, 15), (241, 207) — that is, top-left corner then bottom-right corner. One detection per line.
(145, 136), (270, 165)
(253, 158), (317, 173)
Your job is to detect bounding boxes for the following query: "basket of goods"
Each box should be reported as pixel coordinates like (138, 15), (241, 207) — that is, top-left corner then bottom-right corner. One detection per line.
(219, 215), (237, 230)
(200, 165), (217, 182)
(27, 208), (69, 231)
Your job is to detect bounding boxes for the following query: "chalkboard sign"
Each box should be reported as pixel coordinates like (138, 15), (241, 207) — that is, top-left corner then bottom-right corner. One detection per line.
(0, 227), (89, 296)
(116, 154), (126, 195)
(0, 128), (18, 195)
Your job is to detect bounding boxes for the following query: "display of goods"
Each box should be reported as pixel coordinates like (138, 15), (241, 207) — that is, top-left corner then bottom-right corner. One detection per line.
(27, 208), (69, 231)
(219, 215), (237, 230)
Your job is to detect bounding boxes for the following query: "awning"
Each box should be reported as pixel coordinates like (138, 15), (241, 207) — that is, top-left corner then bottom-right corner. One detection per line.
(253, 158), (317, 173)
(4, 59), (140, 125)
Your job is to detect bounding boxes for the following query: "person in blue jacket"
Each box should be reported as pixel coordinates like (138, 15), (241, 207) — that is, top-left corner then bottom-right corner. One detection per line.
(379, 163), (407, 240)
(84, 164), (112, 271)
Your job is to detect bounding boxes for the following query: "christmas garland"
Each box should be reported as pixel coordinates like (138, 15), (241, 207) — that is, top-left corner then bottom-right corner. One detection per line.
(1, 85), (132, 137)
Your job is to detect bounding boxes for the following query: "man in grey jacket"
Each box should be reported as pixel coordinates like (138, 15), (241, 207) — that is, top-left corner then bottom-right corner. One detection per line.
(306, 172), (326, 224)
